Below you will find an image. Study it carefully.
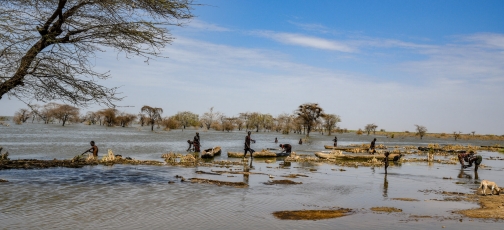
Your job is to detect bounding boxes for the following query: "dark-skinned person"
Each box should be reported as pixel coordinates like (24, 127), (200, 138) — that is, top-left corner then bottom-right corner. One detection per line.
(243, 131), (256, 159)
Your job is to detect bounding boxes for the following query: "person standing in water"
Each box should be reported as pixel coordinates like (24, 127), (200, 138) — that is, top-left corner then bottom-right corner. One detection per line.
(274, 137), (278, 143)
(279, 144), (292, 156)
(299, 138), (302, 145)
(332, 136), (338, 147)
(244, 131), (255, 159)
(369, 138), (377, 154)
(384, 152), (390, 174)
(186, 140), (194, 152)
(84, 141), (99, 158)
(193, 132), (201, 152)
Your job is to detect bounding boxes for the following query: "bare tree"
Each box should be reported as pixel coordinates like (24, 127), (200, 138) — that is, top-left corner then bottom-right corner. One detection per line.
(296, 103), (325, 137)
(200, 107), (222, 130)
(0, 1), (194, 106)
(415, 125), (427, 139)
(141, 106), (163, 131)
(324, 114), (341, 135)
(453, 131), (462, 141)
(364, 123), (378, 135)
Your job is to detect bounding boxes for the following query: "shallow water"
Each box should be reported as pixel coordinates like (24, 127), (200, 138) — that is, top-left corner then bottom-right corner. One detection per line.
(1, 122), (504, 229)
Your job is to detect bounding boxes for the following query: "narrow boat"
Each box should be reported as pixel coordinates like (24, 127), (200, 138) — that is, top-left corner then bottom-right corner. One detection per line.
(315, 152), (399, 161)
(201, 146), (222, 158)
(227, 149), (289, 158)
(324, 145), (359, 151)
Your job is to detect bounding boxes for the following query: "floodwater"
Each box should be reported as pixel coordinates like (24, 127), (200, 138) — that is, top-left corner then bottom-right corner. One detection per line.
(1, 121), (504, 229)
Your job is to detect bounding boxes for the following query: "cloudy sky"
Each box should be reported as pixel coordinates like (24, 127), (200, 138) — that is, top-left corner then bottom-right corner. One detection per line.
(1, 0), (503, 134)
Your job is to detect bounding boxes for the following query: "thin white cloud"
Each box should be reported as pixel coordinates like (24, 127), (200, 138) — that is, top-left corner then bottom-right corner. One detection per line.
(185, 19), (230, 32)
(255, 31), (355, 52)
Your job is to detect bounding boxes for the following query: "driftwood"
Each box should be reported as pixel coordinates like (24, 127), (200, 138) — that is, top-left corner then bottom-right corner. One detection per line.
(314, 150), (344, 159)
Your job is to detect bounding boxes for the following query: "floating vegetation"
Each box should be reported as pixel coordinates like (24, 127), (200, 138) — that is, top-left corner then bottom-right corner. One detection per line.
(272, 208), (353, 220)
(0, 179), (8, 182)
(370, 207), (402, 213)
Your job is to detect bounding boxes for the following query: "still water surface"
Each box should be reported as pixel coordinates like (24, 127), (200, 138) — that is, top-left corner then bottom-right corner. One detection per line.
(1, 122), (504, 229)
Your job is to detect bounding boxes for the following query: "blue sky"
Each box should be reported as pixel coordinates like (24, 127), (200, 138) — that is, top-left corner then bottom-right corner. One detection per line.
(1, 0), (504, 134)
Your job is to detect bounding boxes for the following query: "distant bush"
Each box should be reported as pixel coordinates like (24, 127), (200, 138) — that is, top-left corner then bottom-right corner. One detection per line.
(356, 129), (363, 135)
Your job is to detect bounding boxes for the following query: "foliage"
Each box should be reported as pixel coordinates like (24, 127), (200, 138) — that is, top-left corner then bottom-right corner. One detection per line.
(141, 105), (163, 131)
(364, 123), (378, 135)
(356, 129), (363, 135)
(162, 116), (180, 130)
(296, 103), (325, 137)
(201, 107), (222, 130)
(0, 0), (194, 106)
(324, 114), (341, 136)
(173, 111), (199, 129)
(415, 124), (427, 139)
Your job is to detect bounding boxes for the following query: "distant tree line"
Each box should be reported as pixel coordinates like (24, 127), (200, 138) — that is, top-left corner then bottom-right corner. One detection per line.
(13, 103), (343, 135)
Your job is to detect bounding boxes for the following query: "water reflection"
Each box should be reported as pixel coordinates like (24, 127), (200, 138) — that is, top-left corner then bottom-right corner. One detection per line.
(458, 169), (472, 179)
(383, 175), (388, 198)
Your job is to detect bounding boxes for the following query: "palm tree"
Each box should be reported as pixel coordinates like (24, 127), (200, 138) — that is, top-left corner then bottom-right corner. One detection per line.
(296, 103), (325, 137)
(141, 105), (163, 131)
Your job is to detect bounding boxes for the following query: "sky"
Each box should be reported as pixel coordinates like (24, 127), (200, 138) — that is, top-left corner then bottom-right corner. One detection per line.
(1, 0), (504, 134)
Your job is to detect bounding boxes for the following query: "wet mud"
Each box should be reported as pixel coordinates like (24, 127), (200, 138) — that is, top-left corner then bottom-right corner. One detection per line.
(264, 179), (302, 185)
(272, 208), (353, 220)
(189, 178), (248, 188)
(370, 207), (403, 212)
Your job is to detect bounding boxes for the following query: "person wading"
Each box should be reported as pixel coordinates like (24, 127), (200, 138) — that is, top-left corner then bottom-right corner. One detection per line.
(83, 141), (99, 158)
(369, 138), (377, 154)
(193, 132), (201, 152)
(243, 131), (256, 159)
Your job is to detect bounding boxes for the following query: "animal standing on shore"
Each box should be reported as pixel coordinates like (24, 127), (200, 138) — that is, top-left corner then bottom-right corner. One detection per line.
(479, 180), (500, 195)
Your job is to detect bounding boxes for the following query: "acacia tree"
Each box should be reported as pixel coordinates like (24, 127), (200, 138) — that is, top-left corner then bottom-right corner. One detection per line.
(98, 108), (117, 127)
(365, 123), (378, 135)
(0, 1), (194, 106)
(296, 103), (325, 137)
(51, 104), (80, 126)
(415, 124), (427, 139)
(324, 114), (341, 136)
(173, 111), (199, 130)
(13, 108), (32, 124)
(141, 105), (163, 131)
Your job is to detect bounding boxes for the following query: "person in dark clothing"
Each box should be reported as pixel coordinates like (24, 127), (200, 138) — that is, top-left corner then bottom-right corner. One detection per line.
(466, 152), (483, 172)
(299, 138), (302, 145)
(193, 132), (200, 152)
(458, 151), (472, 169)
(186, 140), (194, 152)
(369, 138), (377, 154)
(279, 144), (292, 156)
(332, 136), (338, 147)
(83, 141), (99, 158)
(383, 152), (390, 174)
(243, 131), (255, 158)
(274, 137), (278, 143)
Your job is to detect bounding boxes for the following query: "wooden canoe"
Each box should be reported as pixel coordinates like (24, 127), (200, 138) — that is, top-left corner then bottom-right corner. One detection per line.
(314, 150), (344, 159)
(201, 146), (222, 158)
(228, 149), (286, 158)
(316, 153), (400, 161)
(324, 145), (360, 152)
